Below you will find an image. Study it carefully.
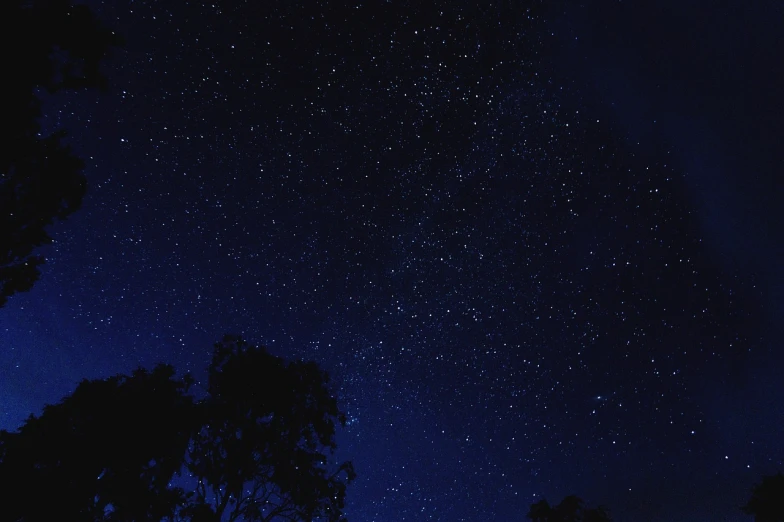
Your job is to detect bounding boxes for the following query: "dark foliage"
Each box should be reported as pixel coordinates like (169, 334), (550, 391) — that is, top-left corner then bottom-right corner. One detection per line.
(743, 473), (784, 522)
(0, 0), (122, 307)
(185, 336), (356, 522)
(527, 495), (611, 522)
(0, 365), (195, 521)
(0, 336), (355, 521)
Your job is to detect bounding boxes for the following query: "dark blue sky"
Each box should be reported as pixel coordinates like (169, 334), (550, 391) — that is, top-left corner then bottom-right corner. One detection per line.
(555, 0), (784, 486)
(2, 1), (782, 521)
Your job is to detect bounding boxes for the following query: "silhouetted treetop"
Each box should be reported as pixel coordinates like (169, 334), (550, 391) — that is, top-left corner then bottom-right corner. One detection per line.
(187, 336), (355, 522)
(527, 495), (611, 522)
(0, 335), (355, 521)
(0, 364), (195, 521)
(0, 0), (122, 307)
(743, 472), (784, 522)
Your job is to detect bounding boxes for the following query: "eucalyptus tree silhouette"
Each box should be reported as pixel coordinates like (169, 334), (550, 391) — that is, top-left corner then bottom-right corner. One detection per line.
(183, 336), (356, 522)
(743, 473), (784, 522)
(0, 336), (355, 521)
(0, 364), (195, 521)
(526, 495), (611, 522)
(0, 0), (121, 307)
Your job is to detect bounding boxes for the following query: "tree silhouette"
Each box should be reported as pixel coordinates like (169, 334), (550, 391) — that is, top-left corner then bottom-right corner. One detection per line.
(0, 336), (355, 521)
(528, 499), (553, 522)
(526, 495), (611, 522)
(184, 336), (356, 522)
(0, 364), (196, 521)
(743, 473), (784, 522)
(0, 0), (121, 307)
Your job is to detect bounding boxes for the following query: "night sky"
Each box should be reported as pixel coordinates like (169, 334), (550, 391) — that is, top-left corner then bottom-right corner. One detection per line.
(2, 1), (783, 521)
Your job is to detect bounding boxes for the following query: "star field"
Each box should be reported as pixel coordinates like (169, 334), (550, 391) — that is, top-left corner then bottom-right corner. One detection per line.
(2, 1), (783, 521)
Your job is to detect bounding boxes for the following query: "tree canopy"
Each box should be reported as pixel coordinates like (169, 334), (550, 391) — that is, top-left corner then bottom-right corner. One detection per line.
(0, 0), (121, 307)
(527, 495), (611, 522)
(0, 336), (355, 521)
(743, 473), (784, 522)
